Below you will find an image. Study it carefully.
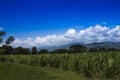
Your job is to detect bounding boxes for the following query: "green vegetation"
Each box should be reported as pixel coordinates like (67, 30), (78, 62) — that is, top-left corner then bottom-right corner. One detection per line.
(0, 30), (15, 55)
(0, 62), (88, 80)
(0, 52), (120, 80)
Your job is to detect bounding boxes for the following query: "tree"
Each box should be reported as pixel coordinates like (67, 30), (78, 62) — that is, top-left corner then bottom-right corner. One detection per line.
(0, 47), (5, 55)
(0, 38), (3, 44)
(5, 36), (15, 45)
(99, 47), (108, 52)
(1, 36), (15, 55)
(0, 30), (15, 55)
(31, 47), (37, 54)
(2, 45), (13, 55)
(0, 30), (5, 44)
(13, 47), (30, 55)
(109, 48), (119, 52)
(89, 48), (98, 52)
(69, 45), (87, 53)
(23, 48), (30, 55)
(39, 49), (48, 54)
(53, 49), (68, 54)
(0, 30), (6, 36)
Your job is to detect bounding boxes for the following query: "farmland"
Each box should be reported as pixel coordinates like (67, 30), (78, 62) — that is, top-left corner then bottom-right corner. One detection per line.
(0, 62), (89, 80)
(0, 52), (120, 80)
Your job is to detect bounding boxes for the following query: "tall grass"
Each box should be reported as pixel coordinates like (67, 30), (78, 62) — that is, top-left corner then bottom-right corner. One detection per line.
(0, 52), (120, 79)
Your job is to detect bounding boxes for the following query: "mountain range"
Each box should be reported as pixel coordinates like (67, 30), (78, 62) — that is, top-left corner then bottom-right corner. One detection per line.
(38, 42), (120, 51)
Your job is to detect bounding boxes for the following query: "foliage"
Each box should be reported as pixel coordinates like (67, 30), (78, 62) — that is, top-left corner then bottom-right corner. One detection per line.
(0, 52), (120, 79)
(0, 30), (15, 55)
(39, 49), (48, 54)
(0, 47), (5, 55)
(5, 36), (15, 45)
(2, 45), (13, 55)
(0, 38), (3, 44)
(70, 45), (87, 53)
(31, 47), (37, 54)
(0, 30), (5, 44)
(53, 49), (68, 54)
(0, 62), (88, 80)
(0, 30), (6, 36)
(13, 47), (30, 55)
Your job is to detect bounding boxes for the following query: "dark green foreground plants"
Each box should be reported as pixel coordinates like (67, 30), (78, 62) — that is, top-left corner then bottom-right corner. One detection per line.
(0, 52), (120, 80)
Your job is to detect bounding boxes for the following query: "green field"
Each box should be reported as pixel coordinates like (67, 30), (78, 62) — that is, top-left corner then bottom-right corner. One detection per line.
(0, 52), (120, 80)
(0, 62), (88, 80)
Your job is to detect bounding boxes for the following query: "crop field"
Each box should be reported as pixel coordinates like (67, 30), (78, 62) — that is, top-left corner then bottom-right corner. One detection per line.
(0, 62), (89, 80)
(0, 52), (120, 80)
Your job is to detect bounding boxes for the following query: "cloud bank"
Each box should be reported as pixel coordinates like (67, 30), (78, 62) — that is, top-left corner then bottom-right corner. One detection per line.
(12, 25), (120, 48)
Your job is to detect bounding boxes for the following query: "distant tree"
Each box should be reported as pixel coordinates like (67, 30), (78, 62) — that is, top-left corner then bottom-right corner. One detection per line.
(99, 47), (108, 52)
(53, 49), (68, 54)
(109, 48), (119, 52)
(31, 47), (37, 54)
(2, 45), (13, 55)
(69, 45), (87, 53)
(89, 48), (99, 52)
(23, 48), (30, 55)
(39, 49), (48, 54)
(13, 47), (30, 55)
(13, 47), (24, 55)
(5, 36), (15, 45)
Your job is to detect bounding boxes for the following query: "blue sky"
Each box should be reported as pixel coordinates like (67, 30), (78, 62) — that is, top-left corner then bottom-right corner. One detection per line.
(0, 0), (120, 47)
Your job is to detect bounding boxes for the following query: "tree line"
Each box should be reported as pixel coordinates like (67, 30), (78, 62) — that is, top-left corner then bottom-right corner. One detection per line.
(1, 44), (120, 55)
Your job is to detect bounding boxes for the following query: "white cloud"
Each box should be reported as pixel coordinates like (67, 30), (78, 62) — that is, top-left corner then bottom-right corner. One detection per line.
(78, 25), (110, 43)
(12, 38), (35, 48)
(12, 25), (120, 48)
(65, 28), (76, 36)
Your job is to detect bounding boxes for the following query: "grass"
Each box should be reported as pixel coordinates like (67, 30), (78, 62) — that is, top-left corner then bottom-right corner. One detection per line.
(0, 52), (120, 80)
(0, 62), (88, 80)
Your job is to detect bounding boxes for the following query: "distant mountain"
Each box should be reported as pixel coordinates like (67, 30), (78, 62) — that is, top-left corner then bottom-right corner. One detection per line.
(38, 42), (120, 51)
(38, 43), (84, 51)
(86, 42), (120, 49)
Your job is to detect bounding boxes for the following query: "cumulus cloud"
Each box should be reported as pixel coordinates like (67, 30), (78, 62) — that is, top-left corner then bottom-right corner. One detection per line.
(12, 25), (120, 48)
(12, 38), (35, 48)
(65, 28), (77, 37)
